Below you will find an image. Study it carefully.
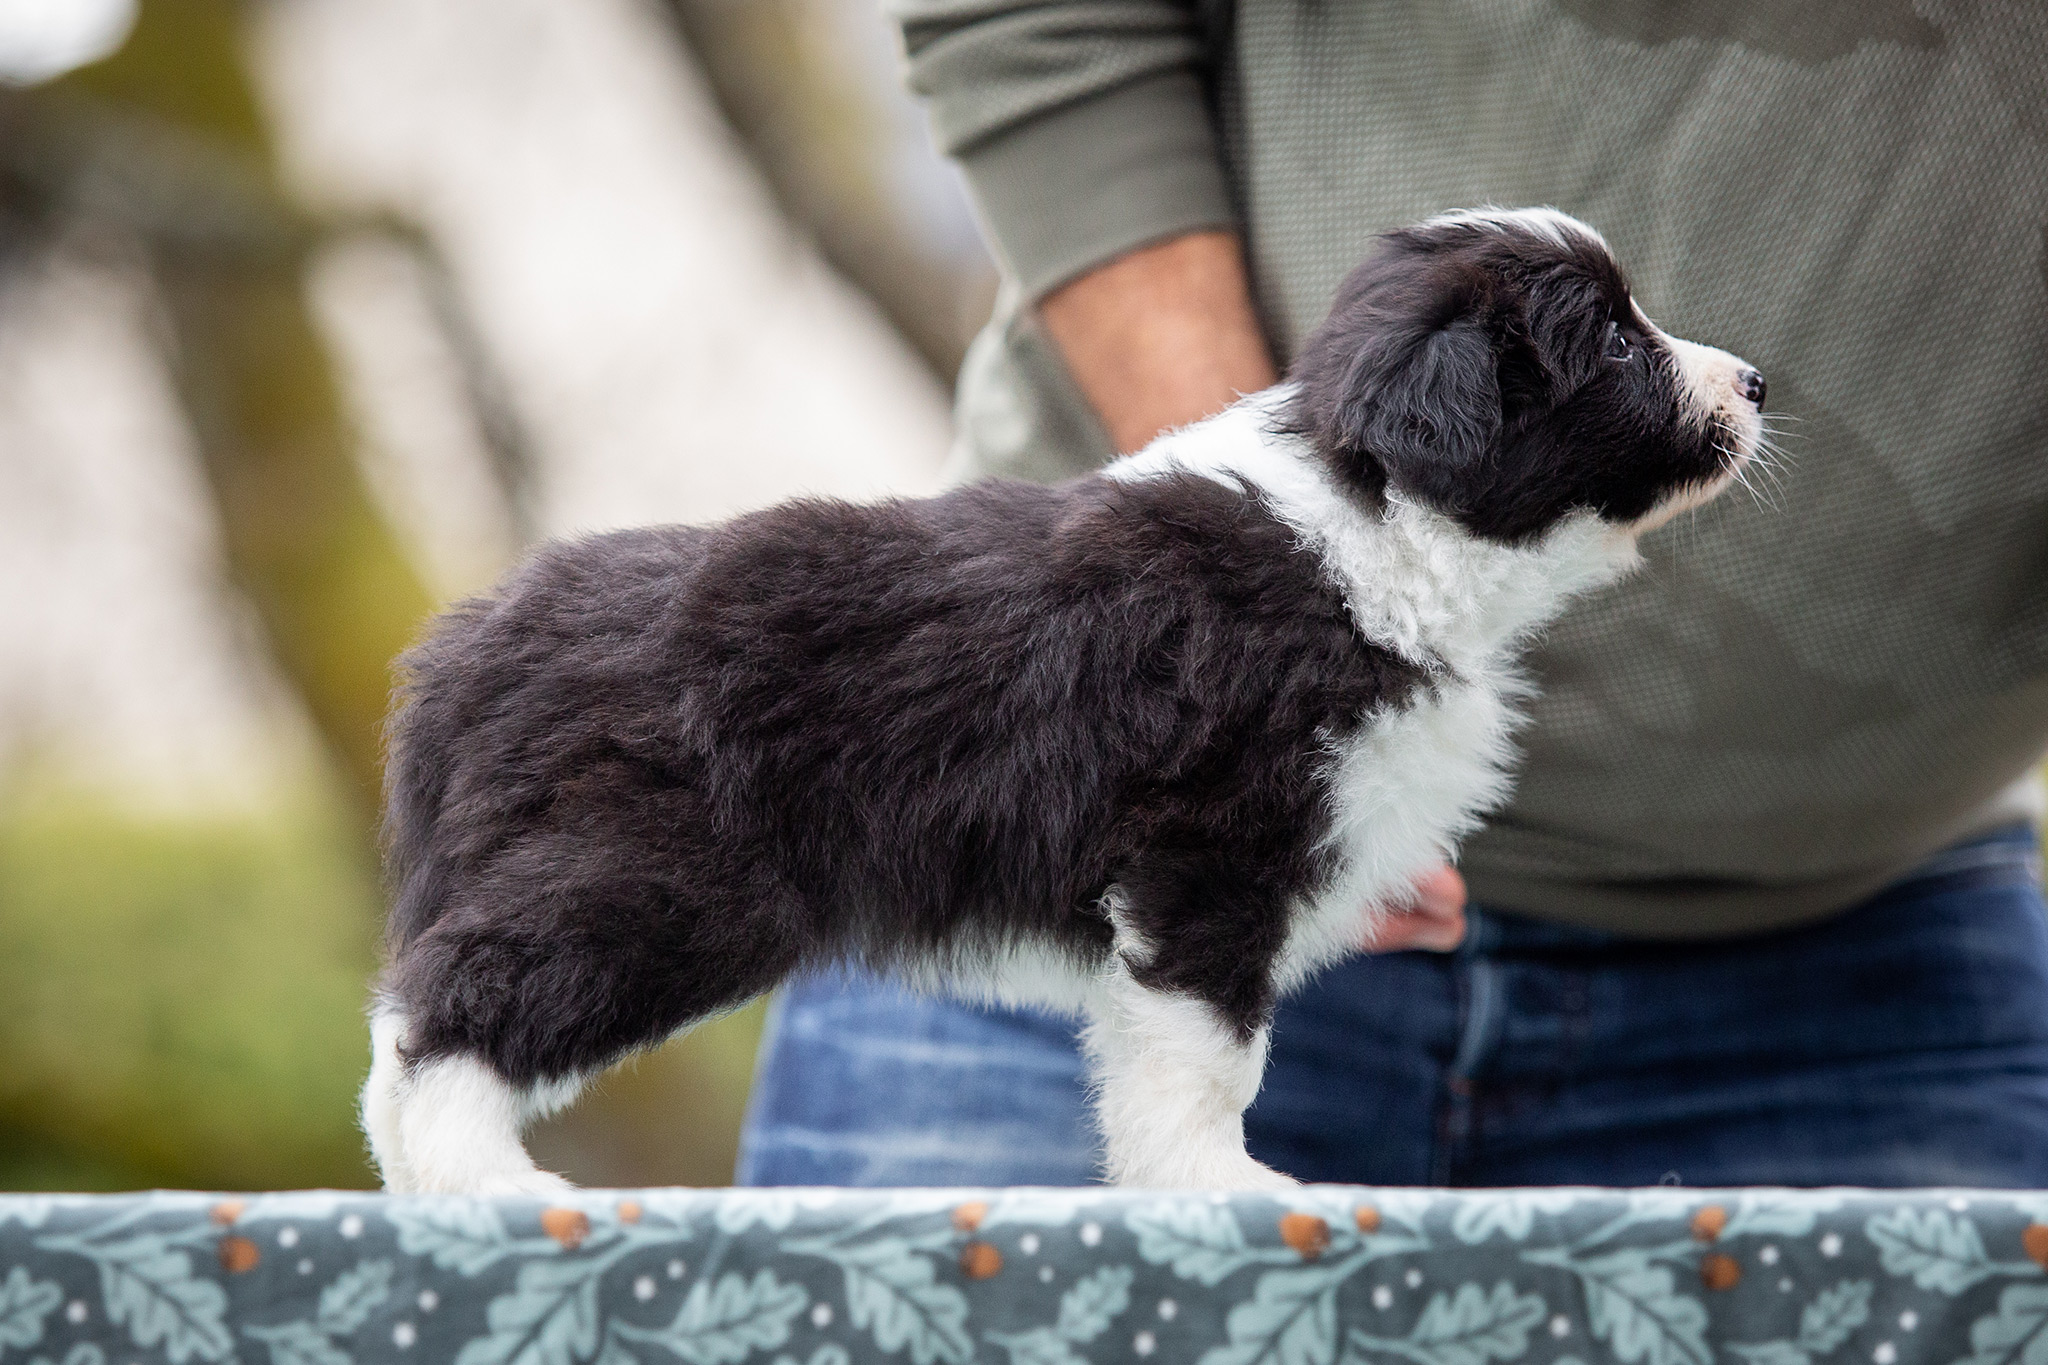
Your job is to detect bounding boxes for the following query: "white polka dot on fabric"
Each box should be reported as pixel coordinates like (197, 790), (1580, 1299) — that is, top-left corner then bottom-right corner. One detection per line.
(65, 1302), (87, 1324)
(1134, 1331), (1157, 1356)
(811, 1303), (833, 1329)
(1760, 1245), (1780, 1265)
(392, 1323), (416, 1349)
(667, 1260), (686, 1280)
(1079, 1222), (1102, 1247)
(297, 1259), (314, 1276)
(1820, 1233), (1842, 1257)
(1780, 1278), (1795, 1292)
(1039, 1266), (1055, 1283)
(417, 1290), (438, 1313)
(1019, 1234), (1040, 1256)
(1158, 1299), (1177, 1321)
(633, 1276), (656, 1302)
(339, 1215), (364, 1240)
(1550, 1316), (1570, 1338)
(278, 1227), (299, 1249)
(1372, 1286), (1394, 1309)
(1874, 1343), (1897, 1364)
(1900, 1312), (1919, 1331)
(1405, 1269), (1423, 1288)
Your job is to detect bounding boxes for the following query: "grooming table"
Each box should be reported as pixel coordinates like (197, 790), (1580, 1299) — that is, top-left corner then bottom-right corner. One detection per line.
(2, 1186), (2043, 1364)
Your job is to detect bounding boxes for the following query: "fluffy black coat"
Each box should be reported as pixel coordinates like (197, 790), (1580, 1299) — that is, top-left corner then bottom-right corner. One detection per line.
(384, 474), (1431, 1083)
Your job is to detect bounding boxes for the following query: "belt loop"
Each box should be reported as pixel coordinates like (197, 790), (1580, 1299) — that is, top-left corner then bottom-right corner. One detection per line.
(1460, 904), (1501, 958)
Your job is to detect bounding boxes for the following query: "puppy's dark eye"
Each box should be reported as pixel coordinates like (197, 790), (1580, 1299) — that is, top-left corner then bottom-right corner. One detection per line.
(1604, 321), (1632, 361)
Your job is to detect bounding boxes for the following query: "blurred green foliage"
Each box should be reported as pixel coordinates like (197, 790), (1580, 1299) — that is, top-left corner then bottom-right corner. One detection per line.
(0, 787), (378, 1190)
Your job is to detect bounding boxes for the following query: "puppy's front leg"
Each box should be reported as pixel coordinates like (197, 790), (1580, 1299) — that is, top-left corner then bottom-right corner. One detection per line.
(1083, 862), (1295, 1189)
(1084, 974), (1294, 1189)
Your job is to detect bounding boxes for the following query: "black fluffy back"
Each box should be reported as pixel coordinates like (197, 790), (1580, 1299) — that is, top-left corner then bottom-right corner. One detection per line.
(378, 476), (1428, 1081)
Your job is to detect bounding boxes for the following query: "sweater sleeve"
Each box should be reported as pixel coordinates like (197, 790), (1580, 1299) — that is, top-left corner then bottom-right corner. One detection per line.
(892, 0), (1237, 298)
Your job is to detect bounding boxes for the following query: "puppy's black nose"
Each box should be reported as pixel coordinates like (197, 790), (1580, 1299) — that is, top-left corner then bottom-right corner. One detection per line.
(1736, 367), (1766, 409)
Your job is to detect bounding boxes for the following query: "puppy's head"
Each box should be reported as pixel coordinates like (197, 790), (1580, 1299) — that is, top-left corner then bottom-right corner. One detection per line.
(1283, 208), (1764, 543)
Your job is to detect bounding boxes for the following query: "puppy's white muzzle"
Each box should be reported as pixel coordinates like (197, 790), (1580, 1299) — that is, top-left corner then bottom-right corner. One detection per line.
(1628, 326), (1767, 535)
(1664, 332), (1767, 450)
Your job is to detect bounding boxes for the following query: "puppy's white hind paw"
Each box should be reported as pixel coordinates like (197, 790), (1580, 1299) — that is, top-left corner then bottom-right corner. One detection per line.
(395, 1052), (580, 1197)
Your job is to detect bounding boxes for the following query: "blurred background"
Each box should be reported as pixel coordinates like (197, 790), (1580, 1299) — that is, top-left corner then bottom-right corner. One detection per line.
(0, 0), (995, 1190)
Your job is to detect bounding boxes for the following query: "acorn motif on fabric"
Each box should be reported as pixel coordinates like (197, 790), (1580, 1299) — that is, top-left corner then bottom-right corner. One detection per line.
(217, 1236), (261, 1274)
(1699, 1252), (1742, 1291)
(540, 1207), (591, 1249)
(1280, 1212), (1331, 1260)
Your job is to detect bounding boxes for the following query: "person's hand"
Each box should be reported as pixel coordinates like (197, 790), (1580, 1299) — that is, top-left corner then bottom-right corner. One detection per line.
(1363, 863), (1468, 952)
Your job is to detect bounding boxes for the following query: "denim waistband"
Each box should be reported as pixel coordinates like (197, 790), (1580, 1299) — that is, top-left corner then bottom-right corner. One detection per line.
(1464, 823), (2043, 954)
(1886, 822), (2045, 891)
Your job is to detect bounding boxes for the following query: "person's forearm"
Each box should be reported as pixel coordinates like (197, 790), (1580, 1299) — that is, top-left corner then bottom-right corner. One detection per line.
(1036, 230), (1279, 455)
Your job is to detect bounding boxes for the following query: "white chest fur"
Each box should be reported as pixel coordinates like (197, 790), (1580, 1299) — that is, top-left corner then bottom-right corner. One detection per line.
(1276, 670), (1520, 991)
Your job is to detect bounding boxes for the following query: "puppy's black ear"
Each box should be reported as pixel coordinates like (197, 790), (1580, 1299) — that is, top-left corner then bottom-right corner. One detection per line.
(1339, 318), (1501, 505)
(1297, 315), (1502, 507)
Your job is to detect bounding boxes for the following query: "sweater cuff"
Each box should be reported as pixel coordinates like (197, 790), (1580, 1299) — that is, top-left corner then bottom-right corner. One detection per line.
(954, 68), (1236, 299)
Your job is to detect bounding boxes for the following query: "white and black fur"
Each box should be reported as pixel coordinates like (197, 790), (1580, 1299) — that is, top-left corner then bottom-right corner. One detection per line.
(363, 209), (1765, 1193)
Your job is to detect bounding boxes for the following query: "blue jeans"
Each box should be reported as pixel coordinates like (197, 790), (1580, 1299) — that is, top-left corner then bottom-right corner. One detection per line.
(736, 826), (2048, 1187)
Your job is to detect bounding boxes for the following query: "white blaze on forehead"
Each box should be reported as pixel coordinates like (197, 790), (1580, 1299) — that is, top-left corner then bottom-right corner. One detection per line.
(1416, 206), (1611, 254)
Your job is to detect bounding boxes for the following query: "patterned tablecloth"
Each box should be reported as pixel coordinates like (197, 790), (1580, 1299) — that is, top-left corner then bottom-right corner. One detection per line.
(3, 1187), (2047, 1365)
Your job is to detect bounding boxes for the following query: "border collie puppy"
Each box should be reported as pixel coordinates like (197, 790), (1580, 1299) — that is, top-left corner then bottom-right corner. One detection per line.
(363, 209), (1764, 1193)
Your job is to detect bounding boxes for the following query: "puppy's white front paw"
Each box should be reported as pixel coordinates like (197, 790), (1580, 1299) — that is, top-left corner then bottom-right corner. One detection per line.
(1226, 1160), (1303, 1192)
(1113, 1150), (1300, 1191)
(470, 1168), (578, 1199)
(1198, 1154), (1300, 1192)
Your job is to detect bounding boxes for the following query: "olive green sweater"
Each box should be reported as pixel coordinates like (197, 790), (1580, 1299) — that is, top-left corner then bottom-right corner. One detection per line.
(892, 0), (2048, 936)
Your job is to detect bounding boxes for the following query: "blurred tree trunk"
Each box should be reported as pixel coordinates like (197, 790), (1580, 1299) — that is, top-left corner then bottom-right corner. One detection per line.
(2, 0), (435, 821)
(155, 258), (435, 818)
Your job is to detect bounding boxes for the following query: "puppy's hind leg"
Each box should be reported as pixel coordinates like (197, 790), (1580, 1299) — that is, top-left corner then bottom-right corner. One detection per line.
(363, 1004), (580, 1196)
(373, 774), (797, 1194)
